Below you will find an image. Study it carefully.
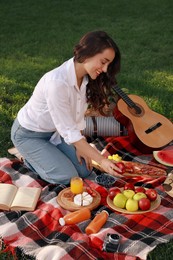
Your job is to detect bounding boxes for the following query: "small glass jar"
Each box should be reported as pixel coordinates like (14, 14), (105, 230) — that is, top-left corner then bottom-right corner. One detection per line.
(70, 177), (83, 194)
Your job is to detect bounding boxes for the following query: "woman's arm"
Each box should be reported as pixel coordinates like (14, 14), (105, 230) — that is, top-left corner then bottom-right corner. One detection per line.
(73, 138), (122, 177)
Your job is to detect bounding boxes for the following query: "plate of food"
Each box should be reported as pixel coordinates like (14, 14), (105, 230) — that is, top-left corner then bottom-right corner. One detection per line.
(106, 186), (161, 214)
(56, 187), (101, 211)
(92, 159), (167, 178)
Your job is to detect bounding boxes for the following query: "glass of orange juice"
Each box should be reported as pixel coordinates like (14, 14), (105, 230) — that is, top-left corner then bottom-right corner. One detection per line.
(70, 177), (83, 194)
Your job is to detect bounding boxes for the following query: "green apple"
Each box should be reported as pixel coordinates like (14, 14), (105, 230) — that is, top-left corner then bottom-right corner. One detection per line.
(113, 193), (127, 209)
(126, 198), (139, 212)
(133, 192), (147, 201)
(123, 189), (135, 199)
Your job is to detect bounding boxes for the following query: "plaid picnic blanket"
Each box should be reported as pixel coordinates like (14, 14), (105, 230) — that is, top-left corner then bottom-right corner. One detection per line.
(0, 136), (173, 260)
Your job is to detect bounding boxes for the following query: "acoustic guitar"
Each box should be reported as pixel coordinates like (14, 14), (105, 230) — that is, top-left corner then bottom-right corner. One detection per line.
(113, 85), (173, 153)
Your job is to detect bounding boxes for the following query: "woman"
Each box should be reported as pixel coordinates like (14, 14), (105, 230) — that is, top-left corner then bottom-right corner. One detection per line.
(11, 30), (122, 184)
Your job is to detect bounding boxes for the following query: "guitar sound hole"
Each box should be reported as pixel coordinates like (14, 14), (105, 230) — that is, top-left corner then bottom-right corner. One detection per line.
(128, 103), (144, 117)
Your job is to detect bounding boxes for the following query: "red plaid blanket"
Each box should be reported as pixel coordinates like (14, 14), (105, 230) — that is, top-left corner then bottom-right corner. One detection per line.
(0, 136), (173, 260)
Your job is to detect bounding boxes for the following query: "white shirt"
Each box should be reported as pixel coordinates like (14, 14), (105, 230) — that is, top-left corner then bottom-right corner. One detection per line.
(17, 58), (88, 145)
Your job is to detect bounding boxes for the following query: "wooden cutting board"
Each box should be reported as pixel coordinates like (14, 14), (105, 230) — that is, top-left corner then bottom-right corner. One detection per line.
(56, 187), (101, 211)
(92, 160), (167, 178)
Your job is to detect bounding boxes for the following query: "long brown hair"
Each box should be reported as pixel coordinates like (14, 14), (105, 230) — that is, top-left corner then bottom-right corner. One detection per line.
(74, 31), (121, 114)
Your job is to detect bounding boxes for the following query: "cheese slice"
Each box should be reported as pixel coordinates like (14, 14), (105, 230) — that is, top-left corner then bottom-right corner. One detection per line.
(74, 192), (93, 206)
(74, 194), (83, 206)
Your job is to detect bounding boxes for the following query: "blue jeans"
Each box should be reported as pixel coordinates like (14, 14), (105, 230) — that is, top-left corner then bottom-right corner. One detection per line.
(11, 118), (90, 184)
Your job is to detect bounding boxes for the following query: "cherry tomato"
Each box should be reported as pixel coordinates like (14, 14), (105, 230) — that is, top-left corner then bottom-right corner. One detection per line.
(86, 187), (96, 197)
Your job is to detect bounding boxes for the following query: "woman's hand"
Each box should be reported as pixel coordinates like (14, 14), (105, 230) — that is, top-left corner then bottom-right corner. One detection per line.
(100, 158), (123, 177)
(76, 149), (93, 171)
(73, 138), (122, 175)
(89, 143), (100, 153)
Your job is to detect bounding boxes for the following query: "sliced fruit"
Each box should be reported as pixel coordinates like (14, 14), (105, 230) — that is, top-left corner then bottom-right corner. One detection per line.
(153, 150), (173, 167)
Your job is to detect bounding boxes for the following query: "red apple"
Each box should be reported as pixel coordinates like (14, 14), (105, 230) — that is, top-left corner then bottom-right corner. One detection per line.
(139, 198), (151, 211)
(145, 189), (157, 201)
(108, 187), (121, 200)
(135, 187), (146, 193)
(124, 183), (135, 191)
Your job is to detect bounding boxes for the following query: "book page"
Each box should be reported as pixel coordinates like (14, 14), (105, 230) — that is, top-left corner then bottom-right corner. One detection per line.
(0, 183), (18, 210)
(11, 187), (41, 211)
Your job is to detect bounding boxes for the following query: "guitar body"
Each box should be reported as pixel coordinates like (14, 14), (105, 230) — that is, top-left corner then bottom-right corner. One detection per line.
(114, 94), (173, 153)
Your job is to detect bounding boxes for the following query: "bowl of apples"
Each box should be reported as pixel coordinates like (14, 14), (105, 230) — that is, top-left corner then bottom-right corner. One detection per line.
(107, 183), (161, 214)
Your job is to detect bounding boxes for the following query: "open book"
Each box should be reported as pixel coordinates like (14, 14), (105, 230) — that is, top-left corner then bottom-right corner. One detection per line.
(0, 183), (41, 211)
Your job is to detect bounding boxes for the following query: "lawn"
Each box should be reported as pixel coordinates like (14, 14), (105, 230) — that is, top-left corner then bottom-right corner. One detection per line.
(0, 0), (173, 259)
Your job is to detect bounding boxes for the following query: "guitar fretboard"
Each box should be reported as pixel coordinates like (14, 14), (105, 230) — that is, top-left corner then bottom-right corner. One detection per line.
(113, 85), (142, 114)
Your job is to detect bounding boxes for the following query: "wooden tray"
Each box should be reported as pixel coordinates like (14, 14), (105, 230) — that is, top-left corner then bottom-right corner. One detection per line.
(92, 160), (167, 178)
(56, 187), (101, 211)
(107, 190), (161, 214)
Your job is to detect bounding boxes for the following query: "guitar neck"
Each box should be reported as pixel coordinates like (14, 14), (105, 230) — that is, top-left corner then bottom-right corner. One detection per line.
(112, 85), (141, 113)
(112, 85), (133, 107)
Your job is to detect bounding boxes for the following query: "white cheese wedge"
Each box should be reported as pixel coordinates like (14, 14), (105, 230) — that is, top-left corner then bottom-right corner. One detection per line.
(74, 194), (82, 206)
(82, 194), (93, 206)
(73, 192), (93, 206)
(82, 191), (89, 198)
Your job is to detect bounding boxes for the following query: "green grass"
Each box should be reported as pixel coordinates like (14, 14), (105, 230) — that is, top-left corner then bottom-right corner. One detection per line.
(0, 0), (173, 158)
(0, 0), (173, 259)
